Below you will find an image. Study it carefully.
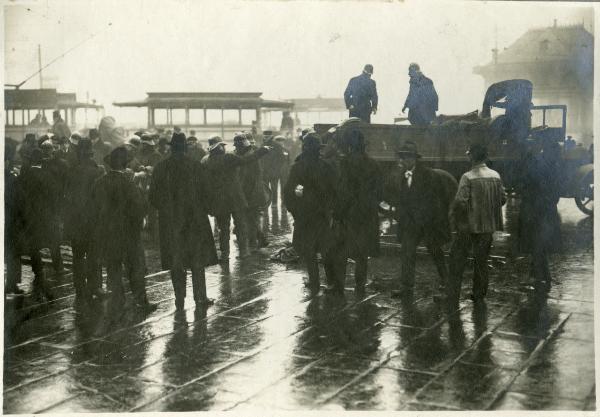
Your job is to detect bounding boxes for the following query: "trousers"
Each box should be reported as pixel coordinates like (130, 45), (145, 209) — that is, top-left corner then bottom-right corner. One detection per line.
(448, 232), (493, 305)
(399, 228), (448, 292)
(71, 238), (102, 298)
(216, 210), (248, 257)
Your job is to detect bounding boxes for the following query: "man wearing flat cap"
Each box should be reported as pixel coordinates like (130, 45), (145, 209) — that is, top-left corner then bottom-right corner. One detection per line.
(64, 139), (105, 306)
(344, 64), (378, 123)
(91, 146), (157, 319)
(150, 132), (218, 310)
(234, 132), (270, 249)
(201, 135), (271, 261)
(383, 141), (457, 300)
(447, 143), (506, 308)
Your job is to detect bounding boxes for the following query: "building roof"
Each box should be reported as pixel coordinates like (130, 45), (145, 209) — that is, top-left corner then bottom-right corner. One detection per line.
(4, 88), (103, 110)
(113, 92), (294, 110)
(475, 24), (593, 71)
(289, 97), (347, 112)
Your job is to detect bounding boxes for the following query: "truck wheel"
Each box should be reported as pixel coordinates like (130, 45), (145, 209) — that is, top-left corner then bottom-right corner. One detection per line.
(575, 170), (594, 216)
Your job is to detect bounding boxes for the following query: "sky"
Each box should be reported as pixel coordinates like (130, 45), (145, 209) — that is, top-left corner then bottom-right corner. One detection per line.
(3, 0), (595, 128)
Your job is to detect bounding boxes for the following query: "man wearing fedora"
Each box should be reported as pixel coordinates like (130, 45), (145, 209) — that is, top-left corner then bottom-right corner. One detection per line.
(383, 141), (457, 299)
(201, 135), (271, 261)
(447, 143), (506, 308)
(91, 146), (157, 319)
(283, 133), (341, 296)
(344, 64), (378, 123)
(64, 138), (105, 306)
(150, 132), (218, 310)
(233, 132), (270, 249)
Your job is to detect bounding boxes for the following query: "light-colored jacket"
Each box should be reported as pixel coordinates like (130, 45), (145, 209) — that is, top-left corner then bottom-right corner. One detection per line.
(453, 163), (506, 234)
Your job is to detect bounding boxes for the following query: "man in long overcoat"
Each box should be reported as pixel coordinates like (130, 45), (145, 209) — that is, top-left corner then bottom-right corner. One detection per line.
(344, 64), (378, 123)
(201, 136), (270, 261)
(15, 149), (57, 301)
(5, 140), (23, 295)
(334, 128), (383, 296)
(149, 132), (218, 310)
(402, 63), (438, 126)
(516, 138), (562, 293)
(64, 139), (105, 305)
(233, 133), (270, 249)
(383, 141), (457, 299)
(90, 146), (156, 317)
(40, 140), (69, 274)
(283, 133), (340, 295)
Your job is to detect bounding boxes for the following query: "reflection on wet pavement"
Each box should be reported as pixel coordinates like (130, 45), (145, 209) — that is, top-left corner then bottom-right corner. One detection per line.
(3, 199), (595, 412)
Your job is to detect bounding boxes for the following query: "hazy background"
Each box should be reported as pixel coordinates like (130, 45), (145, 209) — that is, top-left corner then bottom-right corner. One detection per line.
(3, 0), (595, 128)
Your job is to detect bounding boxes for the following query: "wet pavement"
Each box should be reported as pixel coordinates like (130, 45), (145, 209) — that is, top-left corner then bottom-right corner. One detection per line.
(3, 198), (595, 412)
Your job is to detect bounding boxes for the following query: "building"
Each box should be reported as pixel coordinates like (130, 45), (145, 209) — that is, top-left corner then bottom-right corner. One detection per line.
(288, 97), (347, 129)
(474, 22), (593, 143)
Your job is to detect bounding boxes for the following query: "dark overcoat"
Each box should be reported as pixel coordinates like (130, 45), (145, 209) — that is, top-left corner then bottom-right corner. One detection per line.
(235, 146), (270, 209)
(63, 159), (105, 242)
(283, 152), (338, 255)
(344, 73), (378, 122)
(405, 74), (438, 126)
(335, 153), (383, 259)
(383, 164), (457, 246)
(201, 149), (267, 216)
(15, 166), (61, 251)
(90, 170), (146, 260)
(517, 153), (562, 254)
(149, 155), (218, 267)
(261, 142), (288, 181)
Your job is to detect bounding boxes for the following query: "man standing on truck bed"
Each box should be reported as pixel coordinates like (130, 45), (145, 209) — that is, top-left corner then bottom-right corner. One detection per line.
(402, 63), (438, 126)
(344, 64), (378, 123)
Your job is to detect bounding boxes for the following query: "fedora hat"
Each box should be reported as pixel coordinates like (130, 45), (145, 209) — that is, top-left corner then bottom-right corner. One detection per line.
(396, 141), (421, 158)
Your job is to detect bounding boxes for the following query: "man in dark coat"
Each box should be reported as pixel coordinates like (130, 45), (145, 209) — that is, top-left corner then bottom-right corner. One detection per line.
(334, 128), (383, 296)
(201, 136), (270, 261)
(64, 139), (105, 305)
(516, 139), (562, 293)
(149, 132), (218, 310)
(90, 147), (157, 317)
(233, 133), (270, 249)
(283, 133), (340, 295)
(383, 141), (457, 299)
(40, 139), (69, 274)
(402, 63), (438, 126)
(15, 149), (57, 301)
(344, 64), (378, 123)
(261, 135), (289, 207)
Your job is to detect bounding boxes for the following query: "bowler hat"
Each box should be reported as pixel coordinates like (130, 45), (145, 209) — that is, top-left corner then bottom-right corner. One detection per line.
(396, 141), (421, 158)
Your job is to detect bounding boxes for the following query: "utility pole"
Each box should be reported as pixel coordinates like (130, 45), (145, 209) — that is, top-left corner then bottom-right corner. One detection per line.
(38, 44), (43, 88)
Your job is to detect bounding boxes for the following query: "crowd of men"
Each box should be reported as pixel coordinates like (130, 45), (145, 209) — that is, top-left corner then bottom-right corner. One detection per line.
(5, 70), (561, 322)
(4, 113), (294, 321)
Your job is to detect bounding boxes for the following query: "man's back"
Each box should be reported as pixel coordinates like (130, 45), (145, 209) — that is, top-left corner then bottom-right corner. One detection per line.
(64, 159), (104, 239)
(455, 163), (506, 234)
(344, 73), (378, 112)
